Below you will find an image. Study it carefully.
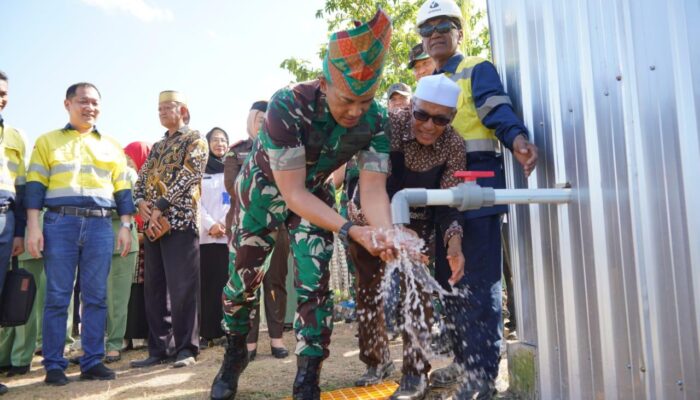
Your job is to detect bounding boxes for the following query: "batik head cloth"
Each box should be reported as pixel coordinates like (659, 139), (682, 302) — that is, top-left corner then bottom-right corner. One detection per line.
(323, 8), (392, 97)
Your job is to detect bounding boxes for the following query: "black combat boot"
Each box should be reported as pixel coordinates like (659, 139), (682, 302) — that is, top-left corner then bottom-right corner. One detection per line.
(210, 335), (249, 400)
(292, 356), (323, 400)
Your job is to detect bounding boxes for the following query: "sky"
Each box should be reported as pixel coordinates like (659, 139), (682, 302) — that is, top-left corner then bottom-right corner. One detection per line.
(1, 0), (329, 148)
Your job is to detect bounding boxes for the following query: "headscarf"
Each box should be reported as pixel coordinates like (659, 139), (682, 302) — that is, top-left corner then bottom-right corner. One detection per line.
(124, 141), (151, 172)
(323, 8), (392, 96)
(246, 101), (268, 138)
(205, 127), (229, 174)
(124, 141), (151, 230)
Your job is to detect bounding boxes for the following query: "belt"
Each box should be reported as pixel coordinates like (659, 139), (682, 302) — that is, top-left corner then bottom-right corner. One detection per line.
(464, 138), (499, 153)
(48, 206), (111, 218)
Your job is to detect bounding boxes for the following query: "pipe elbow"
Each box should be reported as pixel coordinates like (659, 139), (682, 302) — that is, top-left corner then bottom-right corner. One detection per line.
(390, 189), (427, 225)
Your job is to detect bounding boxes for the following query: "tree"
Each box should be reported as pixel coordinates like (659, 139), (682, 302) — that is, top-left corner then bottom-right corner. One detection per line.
(279, 0), (491, 98)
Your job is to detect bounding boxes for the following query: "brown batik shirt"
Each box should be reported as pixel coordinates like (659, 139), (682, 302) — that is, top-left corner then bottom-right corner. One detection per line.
(350, 108), (466, 245)
(134, 125), (208, 232)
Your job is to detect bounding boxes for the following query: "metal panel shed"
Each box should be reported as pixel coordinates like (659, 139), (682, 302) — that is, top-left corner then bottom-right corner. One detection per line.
(486, 0), (700, 398)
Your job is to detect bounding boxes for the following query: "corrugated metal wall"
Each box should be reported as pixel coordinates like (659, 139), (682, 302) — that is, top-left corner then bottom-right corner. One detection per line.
(486, 0), (700, 398)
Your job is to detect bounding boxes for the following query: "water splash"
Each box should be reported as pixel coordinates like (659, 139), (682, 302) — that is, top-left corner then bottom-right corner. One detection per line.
(369, 226), (466, 375)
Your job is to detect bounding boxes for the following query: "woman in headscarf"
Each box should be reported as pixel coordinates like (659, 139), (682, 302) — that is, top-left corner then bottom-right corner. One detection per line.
(199, 127), (230, 345)
(123, 141), (152, 351)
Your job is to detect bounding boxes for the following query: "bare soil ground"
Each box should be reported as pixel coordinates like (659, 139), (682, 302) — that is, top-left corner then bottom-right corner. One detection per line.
(4, 323), (510, 399)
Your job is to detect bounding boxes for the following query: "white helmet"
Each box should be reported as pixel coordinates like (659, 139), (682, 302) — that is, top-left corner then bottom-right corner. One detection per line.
(416, 0), (463, 27)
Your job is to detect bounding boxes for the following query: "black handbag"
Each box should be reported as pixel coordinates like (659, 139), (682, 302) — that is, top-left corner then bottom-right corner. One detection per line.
(0, 256), (37, 327)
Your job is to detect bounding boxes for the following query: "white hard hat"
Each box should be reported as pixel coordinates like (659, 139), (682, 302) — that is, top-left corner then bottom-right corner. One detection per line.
(416, 0), (463, 27)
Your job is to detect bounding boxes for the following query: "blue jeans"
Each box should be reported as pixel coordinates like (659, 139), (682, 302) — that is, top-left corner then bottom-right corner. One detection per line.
(435, 214), (503, 382)
(42, 211), (113, 372)
(0, 211), (15, 297)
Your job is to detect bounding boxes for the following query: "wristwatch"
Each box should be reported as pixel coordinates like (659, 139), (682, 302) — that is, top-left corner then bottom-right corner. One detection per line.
(338, 221), (354, 246)
(120, 222), (134, 230)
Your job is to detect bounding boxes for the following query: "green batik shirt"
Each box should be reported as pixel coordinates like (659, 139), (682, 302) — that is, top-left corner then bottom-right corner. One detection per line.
(252, 79), (389, 195)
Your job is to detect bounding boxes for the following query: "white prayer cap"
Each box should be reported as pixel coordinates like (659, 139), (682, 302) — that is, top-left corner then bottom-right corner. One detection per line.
(413, 74), (461, 108)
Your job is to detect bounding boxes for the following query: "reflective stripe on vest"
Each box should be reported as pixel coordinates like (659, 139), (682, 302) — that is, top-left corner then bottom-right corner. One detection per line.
(0, 125), (26, 196)
(464, 138), (499, 153)
(445, 57), (499, 144)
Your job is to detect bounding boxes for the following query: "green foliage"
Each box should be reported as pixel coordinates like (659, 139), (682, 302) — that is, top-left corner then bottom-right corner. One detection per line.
(279, 58), (322, 83)
(279, 0), (491, 99)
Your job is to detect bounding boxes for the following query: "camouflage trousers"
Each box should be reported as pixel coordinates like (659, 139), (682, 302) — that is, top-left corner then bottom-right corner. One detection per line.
(222, 167), (335, 359)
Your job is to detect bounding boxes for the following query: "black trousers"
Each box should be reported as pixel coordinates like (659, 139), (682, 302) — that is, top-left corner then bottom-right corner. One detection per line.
(144, 229), (200, 357)
(199, 243), (228, 340)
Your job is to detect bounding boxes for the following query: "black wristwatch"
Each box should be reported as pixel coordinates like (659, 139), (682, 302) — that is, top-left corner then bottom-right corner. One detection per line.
(338, 221), (354, 246)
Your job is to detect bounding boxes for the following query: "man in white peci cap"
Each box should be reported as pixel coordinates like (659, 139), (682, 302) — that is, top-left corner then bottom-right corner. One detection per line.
(347, 74), (466, 400)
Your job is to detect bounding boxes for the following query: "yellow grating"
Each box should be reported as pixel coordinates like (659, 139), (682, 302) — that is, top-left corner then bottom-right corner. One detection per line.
(284, 381), (399, 400)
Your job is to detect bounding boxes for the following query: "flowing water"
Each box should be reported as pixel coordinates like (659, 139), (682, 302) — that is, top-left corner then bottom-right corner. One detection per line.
(368, 227), (466, 376)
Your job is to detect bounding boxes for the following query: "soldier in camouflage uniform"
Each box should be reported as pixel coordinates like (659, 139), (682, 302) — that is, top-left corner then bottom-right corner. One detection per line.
(210, 9), (394, 400)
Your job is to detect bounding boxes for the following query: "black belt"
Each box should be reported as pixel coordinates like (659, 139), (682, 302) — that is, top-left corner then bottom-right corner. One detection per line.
(48, 206), (111, 218)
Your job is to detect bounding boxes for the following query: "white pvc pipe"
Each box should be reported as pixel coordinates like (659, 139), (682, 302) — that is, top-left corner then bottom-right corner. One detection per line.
(494, 189), (572, 205)
(425, 189), (455, 206)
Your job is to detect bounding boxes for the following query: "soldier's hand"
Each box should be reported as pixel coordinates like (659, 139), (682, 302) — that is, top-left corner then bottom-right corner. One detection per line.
(512, 134), (538, 177)
(349, 226), (391, 259)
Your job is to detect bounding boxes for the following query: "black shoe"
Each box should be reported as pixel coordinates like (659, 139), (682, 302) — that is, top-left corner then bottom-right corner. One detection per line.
(454, 380), (497, 400)
(45, 369), (69, 386)
(271, 346), (289, 359)
(130, 355), (173, 368)
(355, 361), (395, 386)
(248, 348), (257, 361)
(173, 349), (196, 368)
(6, 365), (30, 377)
(390, 374), (428, 400)
(210, 335), (249, 400)
(105, 351), (122, 364)
(69, 355), (81, 365)
(429, 362), (464, 388)
(0, 383), (7, 395)
(0, 366), (9, 374)
(80, 363), (116, 381)
(292, 356), (323, 400)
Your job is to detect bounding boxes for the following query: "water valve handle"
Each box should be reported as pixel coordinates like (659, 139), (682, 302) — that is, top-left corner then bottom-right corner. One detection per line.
(454, 170), (495, 182)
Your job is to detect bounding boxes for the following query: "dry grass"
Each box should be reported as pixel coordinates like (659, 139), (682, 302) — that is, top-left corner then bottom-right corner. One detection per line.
(3, 323), (510, 399)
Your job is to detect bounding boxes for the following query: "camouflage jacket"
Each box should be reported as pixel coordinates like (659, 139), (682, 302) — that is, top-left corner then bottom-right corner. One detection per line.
(223, 138), (253, 233)
(223, 138), (253, 199)
(252, 79), (390, 194)
(233, 80), (389, 229)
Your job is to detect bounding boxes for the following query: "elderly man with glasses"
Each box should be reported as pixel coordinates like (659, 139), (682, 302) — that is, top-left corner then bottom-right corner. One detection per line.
(415, 0), (540, 398)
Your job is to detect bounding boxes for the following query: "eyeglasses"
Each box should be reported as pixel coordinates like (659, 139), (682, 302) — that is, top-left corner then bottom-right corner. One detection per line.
(418, 21), (457, 38)
(412, 108), (452, 126)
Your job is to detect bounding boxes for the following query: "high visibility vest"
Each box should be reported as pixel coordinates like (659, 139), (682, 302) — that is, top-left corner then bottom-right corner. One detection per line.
(26, 128), (130, 208)
(444, 56), (510, 150)
(0, 124), (26, 199)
